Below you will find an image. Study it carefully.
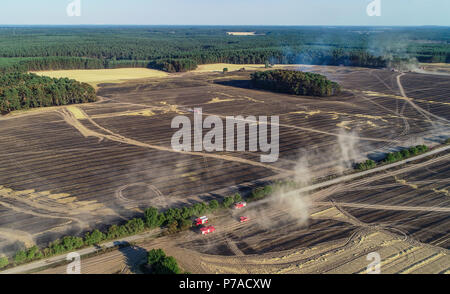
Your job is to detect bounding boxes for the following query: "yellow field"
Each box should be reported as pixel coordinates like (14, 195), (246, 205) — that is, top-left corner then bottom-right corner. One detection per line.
(226, 32), (257, 36)
(32, 68), (169, 88)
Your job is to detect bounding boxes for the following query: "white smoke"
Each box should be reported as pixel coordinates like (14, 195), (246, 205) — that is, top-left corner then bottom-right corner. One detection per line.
(336, 129), (365, 173)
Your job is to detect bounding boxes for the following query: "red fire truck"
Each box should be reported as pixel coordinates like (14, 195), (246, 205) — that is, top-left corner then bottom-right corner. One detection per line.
(194, 216), (208, 226)
(234, 202), (247, 209)
(200, 226), (216, 235)
(240, 216), (250, 223)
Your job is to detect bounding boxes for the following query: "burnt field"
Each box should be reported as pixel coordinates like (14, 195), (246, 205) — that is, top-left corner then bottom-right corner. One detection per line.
(0, 65), (449, 260)
(147, 151), (450, 274)
(40, 155), (450, 274)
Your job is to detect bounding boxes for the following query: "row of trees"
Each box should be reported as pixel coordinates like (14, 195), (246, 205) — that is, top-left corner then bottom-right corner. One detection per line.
(149, 58), (198, 73)
(0, 57), (198, 74)
(251, 70), (341, 97)
(5, 191), (250, 268)
(0, 73), (96, 113)
(355, 145), (430, 171)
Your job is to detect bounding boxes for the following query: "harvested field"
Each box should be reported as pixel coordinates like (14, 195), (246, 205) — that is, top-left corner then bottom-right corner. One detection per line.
(32, 68), (169, 88)
(1, 65), (449, 274)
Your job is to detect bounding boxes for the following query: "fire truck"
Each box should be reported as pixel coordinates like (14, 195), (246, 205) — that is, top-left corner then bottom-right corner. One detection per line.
(200, 226), (216, 235)
(240, 216), (250, 223)
(194, 216), (208, 226)
(234, 202), (247, 209)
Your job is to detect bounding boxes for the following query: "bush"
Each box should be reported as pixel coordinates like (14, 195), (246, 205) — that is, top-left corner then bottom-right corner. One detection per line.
(13, 250), (27, 265)
(181, 206), (194, 219)
(25, 246), (43, 261)
(193, 202), (208, 216)
(84, 229), (106, 246)
(222, 196), (234, 208)
(125, 218), (145, 235)
(107, 225), (122, 240)
(148, 249), (166, 265)
(62, 236), (84, 251)
(233, 193), (243, 203)
(208, 200), (219, 211)
(355, 159), (376, 171)
(0, 257), (8, 269)
(157, 256), (181, 274)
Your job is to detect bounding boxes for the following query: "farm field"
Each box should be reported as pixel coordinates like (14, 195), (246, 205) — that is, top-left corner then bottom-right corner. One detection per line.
(38, 153), (450, 274)
(31, 68), (169, 89)
(0, 65), (449, 273)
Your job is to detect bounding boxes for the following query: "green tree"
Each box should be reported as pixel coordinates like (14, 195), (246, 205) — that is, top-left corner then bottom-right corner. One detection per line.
(157, 256), (181, 274)
(147, 249), (181, 274)
(144, 207), (159, 228)
(148, 249), (166, 265)
(208, 200), (219, 211)
(222, 196), (234, 208)
(62, 236), (84, 251)
(84, 229), (105, 246)
(14, 250), (27, 265)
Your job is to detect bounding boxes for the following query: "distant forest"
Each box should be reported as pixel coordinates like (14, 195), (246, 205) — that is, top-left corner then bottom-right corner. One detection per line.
(0, 73), (96, 113)
(0, 26), (448, 73)
(251, 70), (341, 97)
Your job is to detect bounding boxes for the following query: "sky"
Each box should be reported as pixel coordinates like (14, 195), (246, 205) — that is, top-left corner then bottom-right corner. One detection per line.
(0, 0), (449, 26)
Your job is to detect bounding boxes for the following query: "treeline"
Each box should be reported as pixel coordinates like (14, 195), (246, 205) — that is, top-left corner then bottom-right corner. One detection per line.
(149, 58), (198, 73)
(0, 27), (448, 73)
(0, 49), (389, 74)
(0, 73), (96, 114)
(0, 57), (152, 74)
(0, 57), (198, 74)
(355, 145), (429, 171)
(251, 70), (341, 97)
